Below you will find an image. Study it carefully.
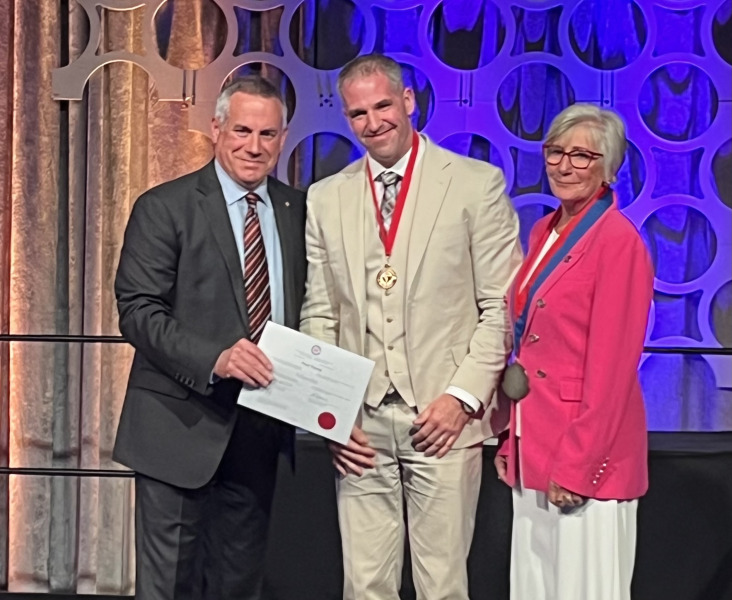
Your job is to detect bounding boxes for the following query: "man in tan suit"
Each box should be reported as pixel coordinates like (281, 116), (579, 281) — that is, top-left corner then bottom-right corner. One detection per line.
(300, 54), (523, 599)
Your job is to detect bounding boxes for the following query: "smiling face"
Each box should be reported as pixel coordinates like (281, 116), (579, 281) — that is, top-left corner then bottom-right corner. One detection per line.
(340, 71), (415, 168)
(211, 92), (287, 190)
(545, 124), (606, 208)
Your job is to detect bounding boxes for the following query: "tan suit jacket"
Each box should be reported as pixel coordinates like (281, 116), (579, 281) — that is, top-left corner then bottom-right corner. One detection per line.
(300, 136), (522, 447)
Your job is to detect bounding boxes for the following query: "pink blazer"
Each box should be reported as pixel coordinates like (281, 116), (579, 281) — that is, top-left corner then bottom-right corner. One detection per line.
(498, 202), (654, 500)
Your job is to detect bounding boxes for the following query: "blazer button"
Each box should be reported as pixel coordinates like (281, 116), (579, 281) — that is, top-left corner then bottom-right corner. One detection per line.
(537, 299), (546, 308)
(386, 317), (393, 323)
(536, 369), (547, 378)
(528, 333), (540, 343)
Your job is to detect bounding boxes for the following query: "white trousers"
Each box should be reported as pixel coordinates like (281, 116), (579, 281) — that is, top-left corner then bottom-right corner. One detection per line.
(337, 398), (483, 600)
(511, 485), (638, 600)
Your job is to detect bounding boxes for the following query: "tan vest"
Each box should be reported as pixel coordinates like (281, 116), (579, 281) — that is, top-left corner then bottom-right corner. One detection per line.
(362, 167), (423, 408)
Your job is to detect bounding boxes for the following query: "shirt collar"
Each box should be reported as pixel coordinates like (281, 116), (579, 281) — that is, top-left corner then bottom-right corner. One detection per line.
(366, 132), (425, 180)
(214, 159), (271, 208)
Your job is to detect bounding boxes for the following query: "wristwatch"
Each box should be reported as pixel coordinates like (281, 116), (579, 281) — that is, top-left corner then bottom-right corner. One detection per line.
(460, 401), (475, 415)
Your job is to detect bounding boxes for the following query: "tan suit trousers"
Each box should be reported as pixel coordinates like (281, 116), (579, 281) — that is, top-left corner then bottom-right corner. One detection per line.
(337, 395), (482, 600)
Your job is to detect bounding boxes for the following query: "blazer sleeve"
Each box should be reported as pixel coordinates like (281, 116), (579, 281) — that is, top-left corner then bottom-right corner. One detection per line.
(299, 185), (339, 345)
(550, 229), (654, 496)
(447, 167), (524, 407)
(115, 191), (223, 395)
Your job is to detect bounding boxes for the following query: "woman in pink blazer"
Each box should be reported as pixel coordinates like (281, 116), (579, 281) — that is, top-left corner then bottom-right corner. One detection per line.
(495, 104), (654, 600)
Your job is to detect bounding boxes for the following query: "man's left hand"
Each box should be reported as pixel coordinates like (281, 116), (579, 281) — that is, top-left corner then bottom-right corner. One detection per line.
(411, 394), (470, 458)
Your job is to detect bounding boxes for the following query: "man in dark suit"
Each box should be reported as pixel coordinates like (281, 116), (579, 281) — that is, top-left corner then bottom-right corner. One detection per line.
(113, 76), (306, 600)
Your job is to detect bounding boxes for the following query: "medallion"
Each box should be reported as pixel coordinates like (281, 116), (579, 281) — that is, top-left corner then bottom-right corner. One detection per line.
(501, 362), (530, 401)
(376, 265), (397, 290)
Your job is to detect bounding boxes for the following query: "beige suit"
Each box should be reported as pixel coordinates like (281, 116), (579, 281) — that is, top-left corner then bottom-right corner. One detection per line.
(301, 136), (522, 599)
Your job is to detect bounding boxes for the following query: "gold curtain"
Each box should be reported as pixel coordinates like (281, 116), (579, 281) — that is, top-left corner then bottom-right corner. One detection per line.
(0, 0), (231, 592)
(0, 0), (14, 589)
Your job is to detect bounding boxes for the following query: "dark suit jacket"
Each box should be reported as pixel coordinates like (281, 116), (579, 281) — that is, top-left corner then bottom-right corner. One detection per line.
(113, 161), (306, 489)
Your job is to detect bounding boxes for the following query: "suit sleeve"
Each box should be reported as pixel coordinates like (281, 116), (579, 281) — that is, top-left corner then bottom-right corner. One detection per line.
(299, 188), (339, 345)
(115, 192), (223, 395)
(550, 231), (653, 496)
(448, 168), (524, 407)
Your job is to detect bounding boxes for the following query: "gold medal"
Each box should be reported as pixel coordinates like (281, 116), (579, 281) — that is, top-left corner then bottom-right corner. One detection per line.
(376, 265), (397, 290)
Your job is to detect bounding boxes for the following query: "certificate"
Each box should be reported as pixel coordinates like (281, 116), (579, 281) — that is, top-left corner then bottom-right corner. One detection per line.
(237, 322), (375, 444)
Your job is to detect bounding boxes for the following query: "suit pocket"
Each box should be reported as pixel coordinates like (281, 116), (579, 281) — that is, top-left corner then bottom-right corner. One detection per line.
(132, 368), (190, 400)
(430, 222), (468, 245)
(559, 378), (583, 402)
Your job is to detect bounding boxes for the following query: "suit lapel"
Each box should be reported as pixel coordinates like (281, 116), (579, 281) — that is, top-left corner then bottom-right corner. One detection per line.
(406, 140), (450, 294)
(196, 163), (249, 329)
(269, 177), (297, 328)
(339, 161), (368, 318)
(520, 246), (588, 346)
(532, 247), (587, 300)
(520, 207), (615, 342)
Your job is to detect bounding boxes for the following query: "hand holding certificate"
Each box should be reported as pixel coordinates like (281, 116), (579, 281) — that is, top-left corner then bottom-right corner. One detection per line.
(237, 322), (375, 444)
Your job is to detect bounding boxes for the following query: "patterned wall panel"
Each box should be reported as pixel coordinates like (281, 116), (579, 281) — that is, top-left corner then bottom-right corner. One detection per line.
(53, 0), (732, 431)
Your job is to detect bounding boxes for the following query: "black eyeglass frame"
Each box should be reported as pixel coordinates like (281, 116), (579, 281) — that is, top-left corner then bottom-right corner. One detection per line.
(542, 144), (604, 169)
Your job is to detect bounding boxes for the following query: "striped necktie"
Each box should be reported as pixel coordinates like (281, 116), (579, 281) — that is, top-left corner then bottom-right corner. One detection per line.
(243, 192), (271, 343)
(377, 170), (401, 231)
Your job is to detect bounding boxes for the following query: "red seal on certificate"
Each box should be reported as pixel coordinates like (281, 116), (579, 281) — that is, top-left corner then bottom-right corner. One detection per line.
(318, 412), (336, 430)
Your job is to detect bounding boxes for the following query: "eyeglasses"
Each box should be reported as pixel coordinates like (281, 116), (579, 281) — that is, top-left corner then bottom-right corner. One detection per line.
(543, 145), (603, 169)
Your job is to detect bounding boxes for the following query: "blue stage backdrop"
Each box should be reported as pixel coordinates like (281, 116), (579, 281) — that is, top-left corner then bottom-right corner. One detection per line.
(150, 0), (732, 431)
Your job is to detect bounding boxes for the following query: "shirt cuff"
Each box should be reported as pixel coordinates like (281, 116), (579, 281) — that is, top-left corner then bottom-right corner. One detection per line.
(445, 386), (482, 414)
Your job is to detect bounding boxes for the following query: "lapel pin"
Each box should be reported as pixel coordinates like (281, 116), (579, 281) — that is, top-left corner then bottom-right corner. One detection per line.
(285, 201), (290, 207)
(563, 255), (572, 263)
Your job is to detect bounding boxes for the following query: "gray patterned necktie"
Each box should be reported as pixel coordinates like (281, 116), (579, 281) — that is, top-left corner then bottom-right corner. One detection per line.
(377, 170), (402, 231)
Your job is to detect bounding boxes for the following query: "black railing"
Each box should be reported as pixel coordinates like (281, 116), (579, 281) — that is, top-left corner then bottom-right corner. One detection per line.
(1, 332), (730, 355)
(0, 334), (125, 343)
(0, 467), (133, 478)
(0, 333), (730, 478)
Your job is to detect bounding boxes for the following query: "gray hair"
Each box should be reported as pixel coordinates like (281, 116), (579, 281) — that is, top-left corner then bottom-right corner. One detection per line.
(337, 53), (405, 98)
(215, 75), (287, 126)
(544, 104), (627, 182)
